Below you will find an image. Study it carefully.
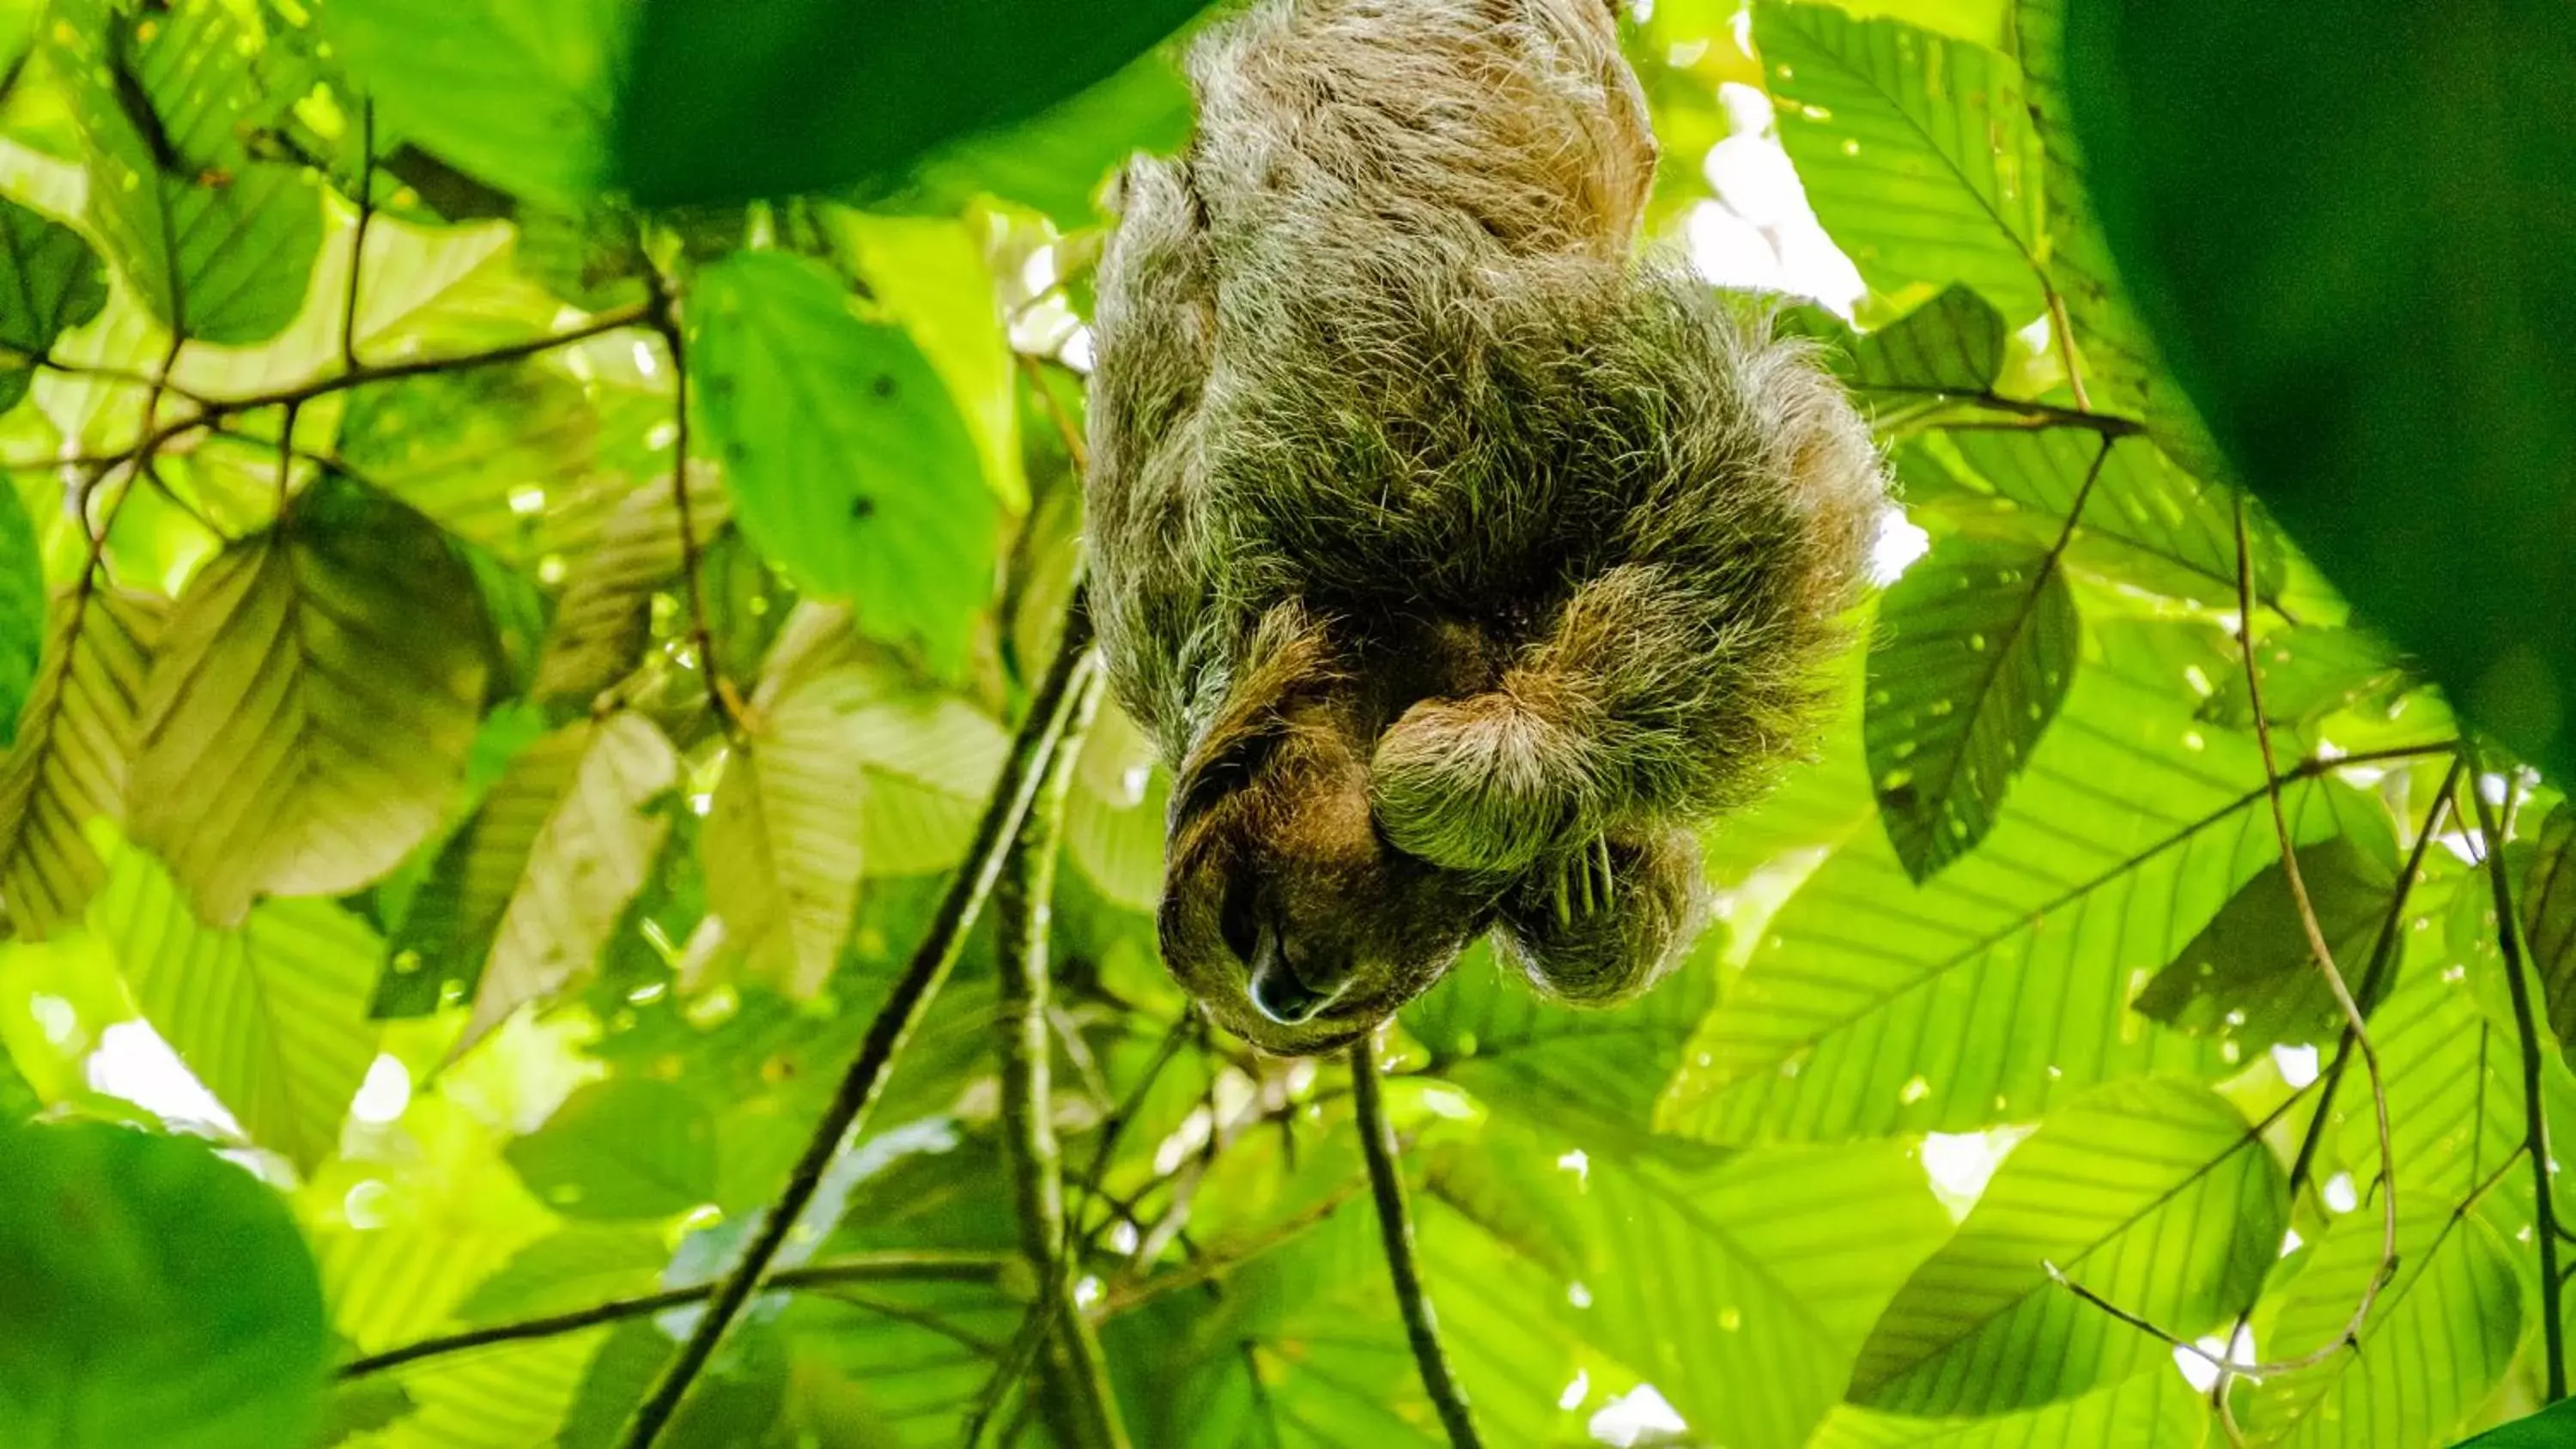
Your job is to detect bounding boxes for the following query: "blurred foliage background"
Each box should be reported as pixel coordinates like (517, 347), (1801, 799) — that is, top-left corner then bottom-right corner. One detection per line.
(0, 0), (2566, 1446)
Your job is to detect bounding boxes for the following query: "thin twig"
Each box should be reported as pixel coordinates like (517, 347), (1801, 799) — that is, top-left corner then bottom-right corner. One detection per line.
(1349, 1038), (1484, 1449)
(2042, 282), (2094, 414)
(342, 100), (375, 373)
(335, 1252), (1017, 1379)
(615, 592), (1100, 1449)
(1859, 384), (2142, 438)
(644, 284), (738, 731)
(2466, 756), (2567, 1400)
(993, 663), (1127, 1449)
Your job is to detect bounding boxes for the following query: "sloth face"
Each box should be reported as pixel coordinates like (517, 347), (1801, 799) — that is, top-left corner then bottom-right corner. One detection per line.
(1157, 688), (1492, 1055)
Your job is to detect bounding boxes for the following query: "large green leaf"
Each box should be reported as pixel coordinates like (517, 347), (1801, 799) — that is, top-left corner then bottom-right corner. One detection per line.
(836, 214), (1023, 512)
(2131, 829), (2399, 1055)
(2063, 0), (2576, 782)
(130, 477), (491, 925)
(0, 589), (163, 940)
(1662, 619), (2328, 1144)
(457, 712), (677, 1049)
(702, 658), (872, 1001)
(90, 835), (383, 1171)
(689, 252), (995, 676)
(2521, 803), (2576, 1052)
(1850, 1078), (2286, 1415)
(321, 0), (622, 209)
(874, 50), (1198, 228)
(0, 1121), (328, 1448)
(1403, 933), (1718, 1158)
(608, 0), (1208, 206)
(2238, 1210), (2523, 1449)
(2330, 947), (2524, 1204)
(1575, 1143), (1953, 1449)
(504, 1078), (718, 1221)
(1755, 3), (2048, 317)
(0, 195), (110, 414)
(1810, 1371), (2207, 1449)
(1864, 531), (2081, 882)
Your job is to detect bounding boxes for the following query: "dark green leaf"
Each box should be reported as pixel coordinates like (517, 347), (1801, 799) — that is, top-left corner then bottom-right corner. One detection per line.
(608, 0), (1209, 206)
(1847, 284), (2009, 396)
(2454, 1399), (2576, 1448)
(505, 1077), (719, 1220)
(2131, 830), (2400, 1055)
(2063, 0), (2576, 781)
(690, 252), (995, 676)
(867, 52), (1198, 227)
(0, 473), (41, 746)
(0, 1121), (328, 1447)
(1866, 531), (2080, 882)
(129, 477), (493, 925)
(0, 196), (109, 413)
(2524, 803), (2576, 1054)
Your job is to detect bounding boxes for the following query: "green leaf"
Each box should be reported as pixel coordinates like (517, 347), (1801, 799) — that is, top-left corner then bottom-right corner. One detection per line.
(505, 1078), (719, 1220)
(315, 1373), (414, 1447)
(2196, 626), (2409, 731)
(1850, 1078), (2286, 1414)
(2331, 945), (2523, 1203)
(1812, 1371), (2207, 1448)
(702, 658), (873, 1001)
(1755, 3), (2048, 316)
(320, 0), (622, 209)
(1940, 431), (2277, 604)
(335, 361), (615, 569)
(608, 0), (1209, 206)
(1577, 1144), (1953, 1449)
(0, 476), (42, 746)
(2521, 803), (2576, 1052)
(690, 252), (995, 676)
(532, 471), (731, 707)
(2239, 1210), (2522, 1448)
(377, 720), (597, 1018)
(0, 589), (163, 940)
(44, 0), (323, 345)
(0, 1121), (328, 1448)
(2132, 829), (2400, 1055)
(1865, 531), (2081, 882)
(90, 834), (383, 1171)
(2455, 1399), (2576, 1448)
(0, 195), (110, 414)
(1403, 933), (1717, 1158)
(836, 213), (1024, 512)
(454, 1226), (667, 1322)
(1846, 283), (2010, 396)
(457, 712), (678, 1049)
(1661, 620), (2312, 1144)
(876, 51), (1198, 227)
(2063, 0), (2576, 782)
(130, 477), (492, 925)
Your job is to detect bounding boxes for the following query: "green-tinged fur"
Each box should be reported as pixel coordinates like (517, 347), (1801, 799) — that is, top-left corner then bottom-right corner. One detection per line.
(1086, 0), (1885, 1053)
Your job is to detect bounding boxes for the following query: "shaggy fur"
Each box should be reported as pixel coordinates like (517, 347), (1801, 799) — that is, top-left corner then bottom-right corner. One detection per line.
(1086, 0), (1886, 1053)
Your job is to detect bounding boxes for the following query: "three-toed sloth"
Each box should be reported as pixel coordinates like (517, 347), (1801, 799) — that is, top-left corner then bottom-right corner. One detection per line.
(1085, 0), (1886, 1054)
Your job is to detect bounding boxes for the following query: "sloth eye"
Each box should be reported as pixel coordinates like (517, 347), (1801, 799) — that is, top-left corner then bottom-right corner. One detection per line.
(1169, 719), (1285, 831)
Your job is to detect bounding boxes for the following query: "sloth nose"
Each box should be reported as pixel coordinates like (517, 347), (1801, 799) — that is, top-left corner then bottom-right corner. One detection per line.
(1244, 922), (1343, 1025)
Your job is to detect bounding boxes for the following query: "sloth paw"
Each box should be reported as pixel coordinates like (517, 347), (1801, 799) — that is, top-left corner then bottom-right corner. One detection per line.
(1496, 828), (1704, 1005)
(1369, 694), (1579, 874)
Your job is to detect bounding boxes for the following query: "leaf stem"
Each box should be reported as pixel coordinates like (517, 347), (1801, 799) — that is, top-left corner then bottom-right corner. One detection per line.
(993, 662), (1128, 1449)
(335, 1252), (1018, 1379)
(1349, 1039), (1485, 1449)
(614, 590), (1100, 1449)
(2465, 757), (2567, 1400)
(645, 282), (738, 731)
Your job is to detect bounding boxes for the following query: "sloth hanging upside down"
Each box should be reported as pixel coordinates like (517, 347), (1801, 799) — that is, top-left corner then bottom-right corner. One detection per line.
(1084, 0), (1887, 1054)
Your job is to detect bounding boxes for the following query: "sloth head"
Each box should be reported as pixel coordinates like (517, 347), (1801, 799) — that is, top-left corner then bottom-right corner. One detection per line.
(1155, 619), (1496, 1054)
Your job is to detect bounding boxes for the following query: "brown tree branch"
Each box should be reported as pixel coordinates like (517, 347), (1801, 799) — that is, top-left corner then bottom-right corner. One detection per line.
(615, 589), (1100, 1449)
